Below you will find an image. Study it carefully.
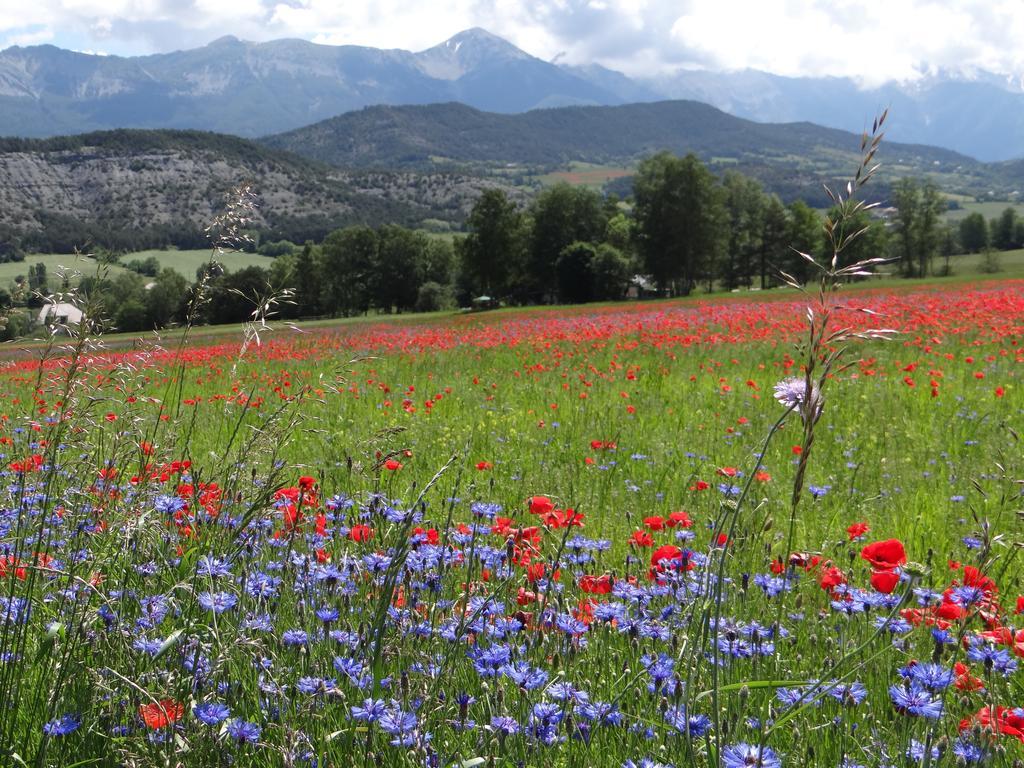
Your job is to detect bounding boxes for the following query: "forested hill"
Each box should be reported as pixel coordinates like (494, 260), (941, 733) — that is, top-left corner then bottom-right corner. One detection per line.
(0, 129), (519, 251)
(260, 100), (1010, 200)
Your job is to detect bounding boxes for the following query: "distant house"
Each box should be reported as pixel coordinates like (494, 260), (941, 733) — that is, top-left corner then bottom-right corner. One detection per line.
(37, 301), (84, 329)
(626, 275), (659, 300)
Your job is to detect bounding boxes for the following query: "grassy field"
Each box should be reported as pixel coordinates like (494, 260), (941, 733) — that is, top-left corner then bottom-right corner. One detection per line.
(13, 248), (279, 290)
(944, 199), (1024, 222)
(538, 161), (634, 189)
(0, 275), (1021, 767)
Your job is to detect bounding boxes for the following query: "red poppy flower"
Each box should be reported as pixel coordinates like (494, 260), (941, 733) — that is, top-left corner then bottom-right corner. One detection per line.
(631, 530), (654, 547)
(642, 516), (665, 531)
(139, 699), (184, 729)
(528, 496), (554, 516)
(846, 522), (870, 540)
(383, 459), (403, 471)
(650, 544), (682, 569)
(860, 539), (907, 571)
(666, 510), (693, 528)
(348, 524), (374, 543)
(579, 574), (613, 594)
(870, 569), (901, 594)
(959, 707), (1024, 743)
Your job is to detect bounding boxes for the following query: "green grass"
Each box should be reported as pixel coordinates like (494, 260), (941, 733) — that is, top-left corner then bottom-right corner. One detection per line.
(943, 200), (1024, 222)
(17, 248), (278, 288)
(115, 248), (278, 278)
(0, 253), (130, 292)
(0, 272), (1021, 766)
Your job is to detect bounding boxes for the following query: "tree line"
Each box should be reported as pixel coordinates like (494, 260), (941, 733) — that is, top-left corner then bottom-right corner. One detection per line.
(5, 152), (1015, 337)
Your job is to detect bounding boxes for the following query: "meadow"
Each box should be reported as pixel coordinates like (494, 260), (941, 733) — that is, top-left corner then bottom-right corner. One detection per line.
(9, 249), (278, 292)
(0, 274), (1021, 767)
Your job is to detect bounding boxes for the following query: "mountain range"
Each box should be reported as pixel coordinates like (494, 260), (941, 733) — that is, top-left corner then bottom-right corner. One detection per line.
(262, 100), (1006, 202)
(2, 28), (1024, 162)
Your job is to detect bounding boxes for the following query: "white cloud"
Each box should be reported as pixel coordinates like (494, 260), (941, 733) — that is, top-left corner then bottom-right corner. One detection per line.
(3, 0), (1024, 84)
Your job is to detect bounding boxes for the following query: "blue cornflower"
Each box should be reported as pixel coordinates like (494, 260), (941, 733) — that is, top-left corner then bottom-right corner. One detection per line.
(197, 591), (238, 614)
(246, 572), (281, 599)
(500, 661), (548, 690)
(907, 740), (939, 762)
(155, 495), (187, 515)
(889, 683), (944, 719)
(490, 715), (520, 736)
(531, 702), (563, 725)
(808, 484), (831, 499)
(226, 719), (261, 744)
(753, 574), (789, 598)
(902, 662), (954, 691)
(296, 676), (330, 695)
(664, 707), (711, 737)
(952, 740), (985, 763)
(827, 681), (867, 706)
(315, 606), (339, 623)
(962, 536), (983, 549)
(281, 629), (308, 648)
(950, 585), (985, 607)
(196, 556), (232, 578)
(965, 643), (1018, 676)
(555, 613), (588, 635)
(577, 701), (622, 727)
(931, 627), (954, 645)
(351, 698), (387, 722)
(548, 681), (578, 701)
(133, 637), (163, 656)
(721, 743), (782, 768)
(193, 702), (230, 726)
(379, 707), (418, 747)
(43, 713), (81, 736)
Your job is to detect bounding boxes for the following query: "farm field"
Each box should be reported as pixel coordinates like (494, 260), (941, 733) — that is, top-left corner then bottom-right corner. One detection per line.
(944, 200), (1024, 223)
(539, 162), (635, 189)
(0, 279), (1021, 767)
(14, 249), (278, 290)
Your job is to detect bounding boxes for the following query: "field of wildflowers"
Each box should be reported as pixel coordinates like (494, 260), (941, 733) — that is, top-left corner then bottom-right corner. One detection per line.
(0, 264), (1020, 767)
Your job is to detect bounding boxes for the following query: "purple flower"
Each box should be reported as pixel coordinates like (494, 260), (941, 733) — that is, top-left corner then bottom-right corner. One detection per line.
(490, 715), (520, 735)
(721, 743), (782, 768)
(197, 591), (238, 614)
(43, 713), (81, 736)
(889, 683), (944, 719)
(226, 718), (261, 744)
(193, 702), (230, 726)
(773, 377), (819, 412)
(351, 698), (387, 722)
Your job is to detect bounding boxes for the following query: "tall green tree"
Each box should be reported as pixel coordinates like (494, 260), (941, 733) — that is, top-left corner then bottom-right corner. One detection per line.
(321, 226), (378, 316)
(721, 172), (765, 289)
(590, 243), (633, 300)
(759, 194), (790, 289)
(991, 207), (1019, 250)
(459, 189), (527, 300)
(292, 243), (324, 317)
(891, 178), (945, 277)
(632, 152), (726, 294)
(375, 226), (429, 313)
(958, 212), (989, 253)
(555, 242), (597, 304)
(145, 268), (188, 329)
(528, 183), (607, 303)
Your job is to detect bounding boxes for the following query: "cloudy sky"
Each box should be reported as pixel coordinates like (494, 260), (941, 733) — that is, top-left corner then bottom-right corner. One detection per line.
(2, 0), (1023, 85)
